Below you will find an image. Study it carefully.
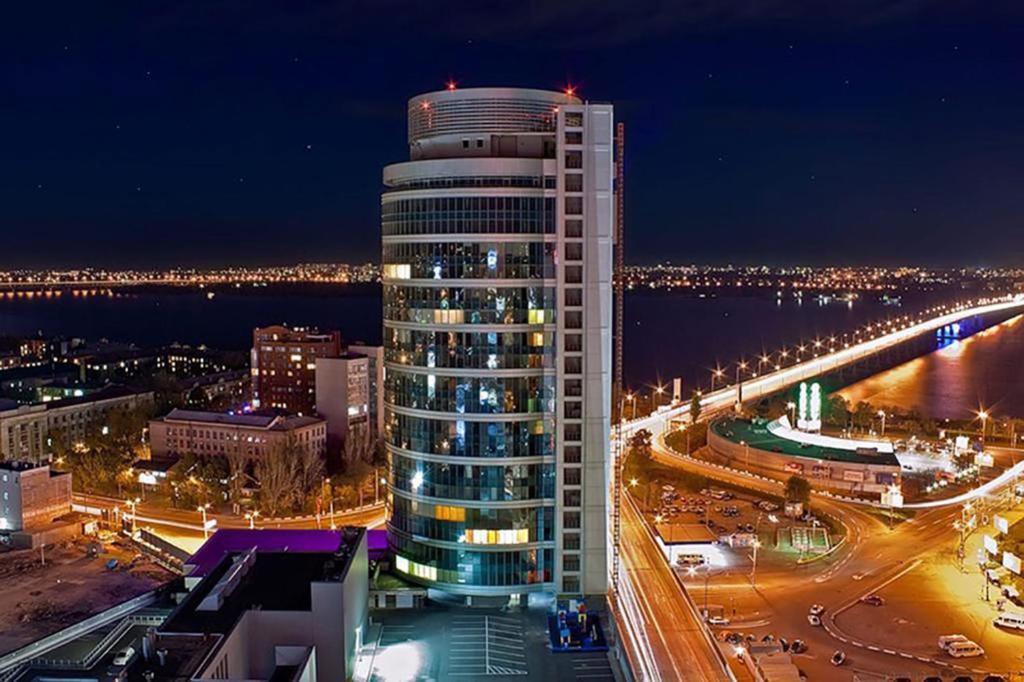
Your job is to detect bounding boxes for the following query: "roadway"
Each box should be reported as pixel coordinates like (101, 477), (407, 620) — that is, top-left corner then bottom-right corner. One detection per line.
(74, 492), (386, 540)
(618, 491), (739, 681)
(652, 436), (1024, 679)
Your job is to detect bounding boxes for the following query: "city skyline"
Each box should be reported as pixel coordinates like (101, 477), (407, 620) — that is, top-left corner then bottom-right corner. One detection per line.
(6, 2), (1024, 268)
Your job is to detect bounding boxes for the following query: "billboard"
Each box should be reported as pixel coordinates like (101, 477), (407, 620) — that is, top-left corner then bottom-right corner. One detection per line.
(1003, 551), (1022, 575)
(984, 534), (999, 555)
(995, 515), (1010, 535)
(842, 470), (866, 483)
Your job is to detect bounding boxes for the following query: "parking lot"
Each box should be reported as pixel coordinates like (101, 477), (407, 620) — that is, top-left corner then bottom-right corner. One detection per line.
(363, 606), (617, 682)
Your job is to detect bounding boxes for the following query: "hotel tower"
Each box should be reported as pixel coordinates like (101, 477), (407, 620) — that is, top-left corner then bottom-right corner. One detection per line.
(383, 86), (615, 601)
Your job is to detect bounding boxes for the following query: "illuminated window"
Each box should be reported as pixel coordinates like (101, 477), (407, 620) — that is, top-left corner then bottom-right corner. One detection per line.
(383, 264), (412, 280)
(530, 332), (545, 346)
(395, 555), (437, 581)
(464, 528), (529, 545)
(528, 309), (546, 324)
(435, 505), (465, 521)
(290, 354), (302, 362)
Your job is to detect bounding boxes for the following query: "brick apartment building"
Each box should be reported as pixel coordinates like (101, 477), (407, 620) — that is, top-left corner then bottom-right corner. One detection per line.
(251, 326), (342, 415)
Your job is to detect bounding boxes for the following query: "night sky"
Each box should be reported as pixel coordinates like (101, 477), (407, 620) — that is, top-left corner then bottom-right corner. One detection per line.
(4, 1), (1023, 268)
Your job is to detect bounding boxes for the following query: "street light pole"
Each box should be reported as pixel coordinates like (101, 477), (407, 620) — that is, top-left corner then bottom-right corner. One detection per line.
(878, 410), (887, 437)
(751, 538), (761, 588)
(735, 362), (747, 409)
(198, 504), (211, 539)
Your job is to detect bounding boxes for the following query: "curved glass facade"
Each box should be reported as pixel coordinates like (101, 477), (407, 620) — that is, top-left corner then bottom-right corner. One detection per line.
(385, 328), (554, 370)
(382, 241), (555, 279)
(385, 97), (562, 594)
(382, 285), (556, 325)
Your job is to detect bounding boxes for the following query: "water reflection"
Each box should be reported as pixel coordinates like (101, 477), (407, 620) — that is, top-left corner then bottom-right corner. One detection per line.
(838, 315), (1024, 419)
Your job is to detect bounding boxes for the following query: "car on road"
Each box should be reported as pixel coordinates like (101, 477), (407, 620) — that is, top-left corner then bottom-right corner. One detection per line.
(706, 615), (730, 626)
(947, 640), (985, 658)
(808, 604), (825, 616)
(830, 650), (846, 666)
(724, 632), (743, 645)
(790, 640), (807, 654)
(860, 594), (885, 606)
(112, 646), (136, 666)
(807, 614), (822, 627)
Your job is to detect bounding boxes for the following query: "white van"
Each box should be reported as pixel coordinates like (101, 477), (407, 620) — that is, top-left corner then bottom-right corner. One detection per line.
(946, 640), (984, 658)
(994, 612), (1024, 631)
(937, 634), (968, 651)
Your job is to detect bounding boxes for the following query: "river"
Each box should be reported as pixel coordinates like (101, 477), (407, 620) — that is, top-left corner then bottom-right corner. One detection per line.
(1, 286), (1020, 417)
(837, 314), (1024, 420)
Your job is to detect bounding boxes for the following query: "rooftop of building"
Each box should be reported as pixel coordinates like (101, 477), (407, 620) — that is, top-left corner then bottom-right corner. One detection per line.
(158, 408), (323, 430)
(0, 384), (147, 415)
(0, 362), (79, 382)
(148, 528), (365, 676)
(253, 324), (341, 344)
(654, 522), (718, 545)
(184, 528), (356, 579)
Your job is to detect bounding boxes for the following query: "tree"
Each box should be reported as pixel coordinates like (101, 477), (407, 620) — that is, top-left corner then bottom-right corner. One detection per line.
(826, 395), (850, 427)
(689, 391), (703, 423)
(627, 429), (653, 466)
(785, 475), (812, 505)
(225, 448), (251, 509)
(257, 441), (299, 516)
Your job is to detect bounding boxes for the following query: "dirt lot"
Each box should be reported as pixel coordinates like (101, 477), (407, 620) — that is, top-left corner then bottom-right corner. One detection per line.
(0, 536), (174, 655)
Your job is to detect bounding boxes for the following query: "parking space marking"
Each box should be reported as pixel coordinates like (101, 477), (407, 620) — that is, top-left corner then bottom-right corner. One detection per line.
(446, 615), (528, 677)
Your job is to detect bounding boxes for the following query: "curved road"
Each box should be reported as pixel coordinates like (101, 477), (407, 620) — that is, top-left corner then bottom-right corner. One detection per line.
(651, 437), (1024, 678)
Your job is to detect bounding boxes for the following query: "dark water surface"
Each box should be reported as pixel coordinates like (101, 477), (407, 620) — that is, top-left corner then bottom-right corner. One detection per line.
(3, 287), (1017, 416)
(838, 314), (1024, 419)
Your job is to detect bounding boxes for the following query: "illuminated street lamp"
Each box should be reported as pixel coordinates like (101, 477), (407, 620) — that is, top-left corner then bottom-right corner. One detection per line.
(878, 410), (887, 437)
(735, 361), (748, 407)
(787, 402), (797, 424)
(751, 537), (762, 587)
(198, 503), (212, 539)
(125, 497), (140, 535)
(711, 368), (724, 392)
(977, 410), (989, 446)
(245, 510), (260, 529)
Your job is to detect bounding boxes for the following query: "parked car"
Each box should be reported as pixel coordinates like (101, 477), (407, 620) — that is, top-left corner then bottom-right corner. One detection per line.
(994, 612), (1024, 631)
(937, 634), (969, 652)
(808, 604), (825, 616)
(830, 650), (846, 666)
(790, 640), (807, 654)
(706, 615), (730, 626)
(112, 646), (136, 666)
(807, 614), (822, 627)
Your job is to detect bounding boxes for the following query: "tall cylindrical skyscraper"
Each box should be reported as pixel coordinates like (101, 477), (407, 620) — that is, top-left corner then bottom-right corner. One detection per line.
(383, 87), (614, 599)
